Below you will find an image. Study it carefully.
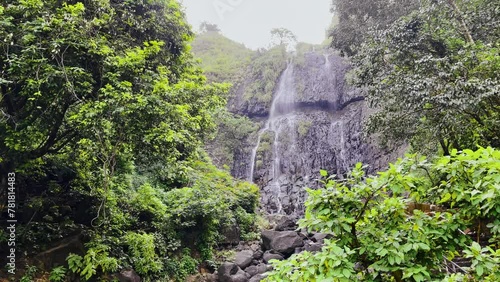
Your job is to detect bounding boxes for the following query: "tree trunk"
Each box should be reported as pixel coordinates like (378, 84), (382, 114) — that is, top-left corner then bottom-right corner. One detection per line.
(439, 139), (450, 156)
(446, 0), (474, 44)
(393, 270), (403, 282)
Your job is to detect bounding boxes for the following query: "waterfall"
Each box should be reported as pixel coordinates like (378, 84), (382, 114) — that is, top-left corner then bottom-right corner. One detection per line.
(248, 62), (295, 181)
(248, 61), (296, 213)
(235, 51), (398, 216)
(248, 122), (269, 182)
(244, 52), (379, 215)
(324, 53), (331, 68)
(330, 120), (348, 177)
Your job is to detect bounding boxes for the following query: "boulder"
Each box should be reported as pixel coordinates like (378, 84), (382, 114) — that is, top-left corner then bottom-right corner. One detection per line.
(221, 222), (241, 245)
(261, 230), (304, 255)
(263, 251), (284, 263)
(312, 233), (331, 244)
(304, 242), (322, 252)
(274, 216), (297, 231)
(234, 250), (254, 269)
(245, 265), (259, 277)
(186, 273), (218, 282)
(256, 263), (268, 274)
(117, 269), (141, 282)
(205, 273), (218, 282)
(249, 274), (266, 282)
(250, 243), (260, 252)
(252, 250), (263, 260)
(34, 233), (84, 269)
(294, 247), (304, 254)
(218, 262), (249, 282)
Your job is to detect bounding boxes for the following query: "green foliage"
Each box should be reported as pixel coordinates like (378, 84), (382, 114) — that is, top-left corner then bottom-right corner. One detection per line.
(20, 265), (37, 282)
(266, 241), (356, 282)
(206, 109), (259, 169)
(213, 249), (236, 264)
(48, 266), (67, 282)
(165, 159), (259, 229)
(297, 120), (313, 138)
(192, 31), (253, 83)
(235, 206), (261, 241)
(461, 242), (500, 281)
(70, 158), (258, 280)
(0, 0), (259, 280)
(270, 28), (297, 51)
(0, 0), (203, 174)
(164, 249), (199, 282)
(131, 183), (168, 219)
(67, 245), (118, 281)
(428, 148), (500, 227)
(267, 147), (500, 281)
(124, 232), (163, 275)
(255, 214), (272, 231)
(351, 0), (500, 153)
(243, 46), (288, 105)
(329, 0), (419, 56)
(191, 31), (262, 170)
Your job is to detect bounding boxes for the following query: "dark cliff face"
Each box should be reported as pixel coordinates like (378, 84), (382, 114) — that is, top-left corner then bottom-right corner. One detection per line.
(230, 51), (403, 216)
(293, 53), (361, 108)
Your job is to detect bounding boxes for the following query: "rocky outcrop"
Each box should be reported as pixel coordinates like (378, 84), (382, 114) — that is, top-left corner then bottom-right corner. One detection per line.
(293, 53), (361, 109)
(218, 262), (249, 282)
(234, 250), (254, 269)
(262, 251), (284, 263)
(216, 226), (331, 282)
(261, 230), (303, 255)
(117, 269), (141, 282)
(273, 215), (298, 231)
(230, 50), (403, 216)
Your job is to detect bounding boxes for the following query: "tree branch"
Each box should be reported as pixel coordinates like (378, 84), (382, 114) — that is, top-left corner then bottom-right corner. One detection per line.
(446, 0), (474, 44)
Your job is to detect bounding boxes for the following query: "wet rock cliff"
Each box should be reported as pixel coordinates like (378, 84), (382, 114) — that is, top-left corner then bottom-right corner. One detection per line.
(229, 51), (403, 216)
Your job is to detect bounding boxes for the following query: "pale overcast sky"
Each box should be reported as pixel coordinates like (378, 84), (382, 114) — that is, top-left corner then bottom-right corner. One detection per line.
(180, 0), (332, 49)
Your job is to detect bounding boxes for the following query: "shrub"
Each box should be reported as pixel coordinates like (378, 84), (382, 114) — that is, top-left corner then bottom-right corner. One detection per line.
(48, 266), (67, 282)
(124, 232), (163, 275)
(267, 147), (500, 281)
(67, 244), (119, 281)
(164, 249), (199, 282)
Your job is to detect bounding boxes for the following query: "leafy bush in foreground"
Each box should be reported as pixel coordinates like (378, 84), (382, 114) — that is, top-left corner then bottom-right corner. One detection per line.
(267, 147), (500, 281)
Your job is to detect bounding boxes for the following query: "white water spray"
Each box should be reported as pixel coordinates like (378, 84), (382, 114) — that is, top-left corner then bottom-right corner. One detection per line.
(248, 60), (296, 213)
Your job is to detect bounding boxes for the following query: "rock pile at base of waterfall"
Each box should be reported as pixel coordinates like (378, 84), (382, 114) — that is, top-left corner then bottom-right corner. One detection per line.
(186, 216), (331, 282)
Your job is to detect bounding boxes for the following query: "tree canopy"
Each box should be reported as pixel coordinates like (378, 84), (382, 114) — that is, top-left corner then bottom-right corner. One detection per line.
(0, 0), (225, 184)
(0, 0), (260, 280)
(329, 0), (419, 56)
(199, 21), (221, 33)
(351, 0), (500, 154)
(271, 27), (297, 51)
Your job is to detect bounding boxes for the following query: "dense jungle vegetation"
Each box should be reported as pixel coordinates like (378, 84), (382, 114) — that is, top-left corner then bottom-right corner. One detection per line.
(0, 0), (260, 281)
(0, 0), (498, 281)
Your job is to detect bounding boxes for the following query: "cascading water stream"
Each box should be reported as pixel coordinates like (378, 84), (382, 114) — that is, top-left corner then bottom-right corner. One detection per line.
(248, 61), (295, 181)
(248, 60), (296, 213)
(249, 53), (350, 215)
(324, 53), (331, 68)
(248, 121), (269, 182)
(238, 51), (395, 216)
